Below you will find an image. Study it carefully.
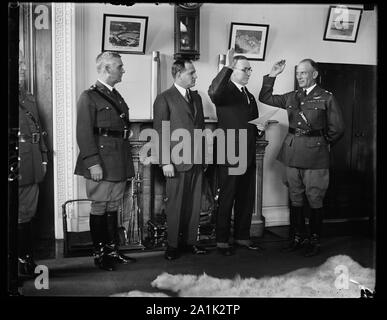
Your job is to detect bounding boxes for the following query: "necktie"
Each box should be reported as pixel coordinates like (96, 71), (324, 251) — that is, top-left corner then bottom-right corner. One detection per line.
(241, 87), (250, 104)
(185, 89), (195, 115)
(112, 88), (119, 99)
(186, 89), (192, 104)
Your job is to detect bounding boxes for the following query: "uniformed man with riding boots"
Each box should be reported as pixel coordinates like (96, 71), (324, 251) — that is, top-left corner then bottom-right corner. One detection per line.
(18, 51), (48, 278)
(259, 59), (344, 257)
(75, 52), (136, 270)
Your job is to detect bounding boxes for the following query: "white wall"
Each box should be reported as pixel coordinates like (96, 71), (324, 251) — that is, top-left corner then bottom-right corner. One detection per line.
(75, 3), (377, 226)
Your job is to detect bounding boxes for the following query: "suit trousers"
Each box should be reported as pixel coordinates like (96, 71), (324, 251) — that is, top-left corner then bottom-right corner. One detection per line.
(216, 164), (256, 243)
(165, 165), (203, 248)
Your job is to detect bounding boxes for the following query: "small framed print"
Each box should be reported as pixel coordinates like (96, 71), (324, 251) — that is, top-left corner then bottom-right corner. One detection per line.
(323, 6), (362, 43)
(228, 22), (269, 61)
(102, 14), (148, 54)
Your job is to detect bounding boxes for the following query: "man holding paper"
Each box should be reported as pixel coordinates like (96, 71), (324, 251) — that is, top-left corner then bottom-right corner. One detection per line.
(259, 59), (344, 257)
(208, 48), (264, 256)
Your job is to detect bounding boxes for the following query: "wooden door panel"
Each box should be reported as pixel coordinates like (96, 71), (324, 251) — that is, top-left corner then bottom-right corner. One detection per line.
(316, 63), (376, 219)
(296, 63), (376, 219)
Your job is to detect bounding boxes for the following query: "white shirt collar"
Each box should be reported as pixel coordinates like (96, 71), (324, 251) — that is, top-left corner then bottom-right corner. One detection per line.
(231, 80), (245, 92)
(98, 79), (114, 92)
(305, 83), (317, 95)
(174, 83), (188, 97)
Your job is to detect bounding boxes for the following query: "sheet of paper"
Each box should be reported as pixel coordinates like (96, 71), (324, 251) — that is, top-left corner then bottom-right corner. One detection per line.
(248, 108), (279, 126)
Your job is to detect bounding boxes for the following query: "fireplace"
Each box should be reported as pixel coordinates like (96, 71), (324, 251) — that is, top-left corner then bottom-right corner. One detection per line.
(122, 120), (268, 249)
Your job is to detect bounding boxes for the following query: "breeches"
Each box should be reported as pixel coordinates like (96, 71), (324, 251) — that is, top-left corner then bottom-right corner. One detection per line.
(85, 179), (127, 215)
(285, 166), (329, 208)
(18, 184), (39, 224)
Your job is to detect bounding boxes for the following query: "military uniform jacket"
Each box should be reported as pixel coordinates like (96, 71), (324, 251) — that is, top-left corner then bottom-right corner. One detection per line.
(74, 81), (135, 181)
(153, 85), (205, 172)
(259, 75), (345, 169)
(208, 67), (259, 167)
(19, 90), (48, 186)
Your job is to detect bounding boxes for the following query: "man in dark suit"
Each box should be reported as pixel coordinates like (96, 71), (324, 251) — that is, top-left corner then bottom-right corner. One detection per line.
(75, 52), (136, 271)
(208, 48), (264, 256)
(153, 59), (209, 260)
(18, 51), (48, 277)
(259, 59), (344, 256)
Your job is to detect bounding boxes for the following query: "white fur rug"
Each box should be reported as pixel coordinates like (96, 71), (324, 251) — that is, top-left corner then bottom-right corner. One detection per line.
(112, 255), (375, 298)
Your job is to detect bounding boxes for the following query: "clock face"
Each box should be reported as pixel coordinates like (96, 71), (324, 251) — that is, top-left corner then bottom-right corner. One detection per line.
(178, 3), (202, 10)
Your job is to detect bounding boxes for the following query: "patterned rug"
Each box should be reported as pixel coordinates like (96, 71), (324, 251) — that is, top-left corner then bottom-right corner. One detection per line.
(112, 255), (375, 298)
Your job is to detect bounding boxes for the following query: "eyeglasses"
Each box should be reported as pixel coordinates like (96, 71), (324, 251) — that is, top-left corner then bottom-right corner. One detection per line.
(235, 67), (253, 74)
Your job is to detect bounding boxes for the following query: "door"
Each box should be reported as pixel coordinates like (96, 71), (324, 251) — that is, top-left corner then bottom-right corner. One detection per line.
(317, 63), (376, 221)
(20, 3), (55, 257)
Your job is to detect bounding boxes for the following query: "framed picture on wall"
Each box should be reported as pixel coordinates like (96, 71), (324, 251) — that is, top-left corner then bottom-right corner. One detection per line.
(228, 22), (269, 61)
(102, 14), (148, 54)
(323, 6), (362, 42)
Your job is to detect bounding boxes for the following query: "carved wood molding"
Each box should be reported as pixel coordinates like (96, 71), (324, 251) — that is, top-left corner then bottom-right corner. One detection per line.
(52, 3), (78, 238)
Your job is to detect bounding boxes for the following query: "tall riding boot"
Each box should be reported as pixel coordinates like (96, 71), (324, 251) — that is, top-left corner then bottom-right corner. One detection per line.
(89, 214), (114, 271)
(304, 208), (323, 257)
(282, 206), (307, 252)
(105, 211), (136, 264)
(18, 222), (37, 277)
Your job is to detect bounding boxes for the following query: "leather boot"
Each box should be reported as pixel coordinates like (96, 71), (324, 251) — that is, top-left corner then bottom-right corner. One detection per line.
(304, 208), (323, 257)
(282, 206), (307, 252)
(90, 214), (114, 271)
(18, 222), (37, 277)
(304, 233), (321, 257)
(105, 211), (136, 264)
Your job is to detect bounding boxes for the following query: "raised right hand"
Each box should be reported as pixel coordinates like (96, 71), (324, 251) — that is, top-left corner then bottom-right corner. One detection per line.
(162, 164), (175, 178)
(225, 48), (236, 68)
(269, 60), (286, 77)
(89, 164), (103, 181)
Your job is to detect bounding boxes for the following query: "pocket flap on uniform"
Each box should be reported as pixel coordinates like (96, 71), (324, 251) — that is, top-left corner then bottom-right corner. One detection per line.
(95, 103), (113, 111)
(306, 136), (328, 147)
(99, 139), (117, 151)
(305, 103), (326, 110)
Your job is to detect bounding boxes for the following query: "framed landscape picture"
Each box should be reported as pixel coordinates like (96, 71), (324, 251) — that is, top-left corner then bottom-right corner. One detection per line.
(323, 6), (362, 42)
(228, 22), (269, 61)
(102, 14), (148, 54)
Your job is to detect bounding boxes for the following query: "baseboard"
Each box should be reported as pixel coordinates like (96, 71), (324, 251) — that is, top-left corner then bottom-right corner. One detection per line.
(262, 205), (289, 227)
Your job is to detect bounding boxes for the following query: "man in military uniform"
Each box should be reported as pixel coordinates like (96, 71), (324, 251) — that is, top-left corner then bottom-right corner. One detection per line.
(74, 52), (136, 271)
(259, 59), (344, 256)
(18, 51), (48, 277)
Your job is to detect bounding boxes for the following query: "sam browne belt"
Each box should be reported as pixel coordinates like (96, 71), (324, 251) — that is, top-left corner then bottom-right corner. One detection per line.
(289, 127), (324, 137)
(19, 132), (41, 143)
(94, 127), (130, 140)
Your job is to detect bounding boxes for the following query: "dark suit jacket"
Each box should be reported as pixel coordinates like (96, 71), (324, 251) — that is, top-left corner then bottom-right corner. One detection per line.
(19, 90), (48, 186)
(74, 81), (135, 181)
(259, 75), (344, 169)
(208, 67), (259, 167)
(153, 85), (205, 172)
